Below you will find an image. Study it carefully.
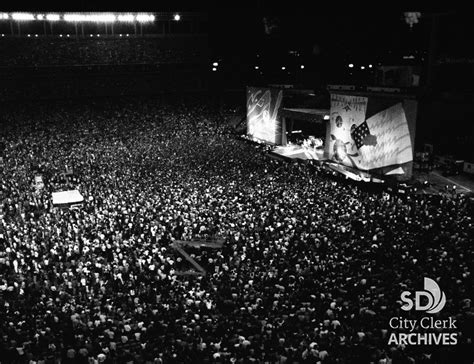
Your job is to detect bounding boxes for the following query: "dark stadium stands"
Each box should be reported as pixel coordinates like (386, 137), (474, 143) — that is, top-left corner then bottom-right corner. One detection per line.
(0, 36), (208, 67)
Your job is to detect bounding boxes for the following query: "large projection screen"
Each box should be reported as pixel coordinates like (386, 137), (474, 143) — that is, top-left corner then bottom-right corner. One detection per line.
(326, 93), (417, 179)
(247, 87), (284, 144)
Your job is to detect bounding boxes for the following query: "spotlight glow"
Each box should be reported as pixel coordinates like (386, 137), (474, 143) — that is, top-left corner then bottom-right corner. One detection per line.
(300, 65), (305, 69)
(136, 14), (155, 23)
(46, 14), (60, 21)
(64, 13), (116, 22)
(64, 14), (84, 22)
(89, 14), (116, 22)
(368, 64), (373, 68)
(212, 62), (218, 66)
(348, 63), (354, 68)
(255, 66), (259, 70)
(281, 66), (286, 70)
(11, 13), (35, 21)
(361, 66), (365, 70)
(212, 67), (217, 71)
(117, 14), (135, 22)
(174, 14), (181, 21)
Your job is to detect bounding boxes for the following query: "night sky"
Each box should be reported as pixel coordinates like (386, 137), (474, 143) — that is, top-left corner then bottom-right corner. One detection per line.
(2, 3), (471, 89)
(3, 2), (468, 62)
(208, 7), (465, 60)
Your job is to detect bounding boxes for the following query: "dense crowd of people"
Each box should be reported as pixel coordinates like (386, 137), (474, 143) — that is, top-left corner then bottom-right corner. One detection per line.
(0, 37), (207, 67)
(0, 98), (472, 363)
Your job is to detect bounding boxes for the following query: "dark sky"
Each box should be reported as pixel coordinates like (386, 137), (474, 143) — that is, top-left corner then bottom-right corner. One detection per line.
(208, 6), (473, 67)
(208, 6), (431, 65)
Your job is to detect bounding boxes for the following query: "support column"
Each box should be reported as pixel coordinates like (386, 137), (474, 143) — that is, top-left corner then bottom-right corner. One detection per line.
(281, 117), (287, 146)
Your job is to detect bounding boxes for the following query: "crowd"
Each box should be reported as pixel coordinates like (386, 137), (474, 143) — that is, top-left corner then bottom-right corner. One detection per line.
(0, 97), (472, 363)
(0, 38), (207, 67)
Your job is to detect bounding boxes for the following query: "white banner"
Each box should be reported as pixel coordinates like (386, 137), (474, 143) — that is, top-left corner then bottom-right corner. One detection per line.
(247, 88), (283, 144)
(358, 103), (413, 170)
(328, 94), (368, 166)
(328, 95), (413, 172)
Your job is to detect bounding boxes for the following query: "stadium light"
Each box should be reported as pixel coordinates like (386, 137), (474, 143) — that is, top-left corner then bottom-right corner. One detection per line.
(324, 115), (330, 120)
(46, 14), (60, 21)
(35, 34), (38, 37)
(255, 66), (259, 70)
(404, 12), (421, 28)
(64, 14), (84, 22)
(11, 13), (35, 21)
(136, 14), (155, 23)
(348, 63), (354, 68)
(36, 14), (44, 20)
(64, 13), (117, 22)
(361, 66), (365, 70)
(212, 67), (217, 71)
(174, 14), (181, 21)
(89, 14), (116, 22)
(281, 66), (286, 70)
(66, 34), (70, 37)
(300, 65), (305, 69)
(27, 34), (31, 37)
(117, 14), (135, 22)
(119, 34), (123, 37)
(368, 64), (373, 68)
(97, 34), (100, 37)
(1, 13), (9, 20)
(212, 62), (218, 66)
(126, 34), (129, 37)
(59, 34), (63, 37)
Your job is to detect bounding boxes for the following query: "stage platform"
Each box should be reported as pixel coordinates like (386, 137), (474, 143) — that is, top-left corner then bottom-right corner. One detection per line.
(326, 162), (385, 183)
(264, 142), (473, 196)
(270, 145), (326, 161)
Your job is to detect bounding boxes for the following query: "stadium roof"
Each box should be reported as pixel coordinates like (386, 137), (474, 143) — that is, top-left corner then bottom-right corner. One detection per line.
(280, 108), (329, 122)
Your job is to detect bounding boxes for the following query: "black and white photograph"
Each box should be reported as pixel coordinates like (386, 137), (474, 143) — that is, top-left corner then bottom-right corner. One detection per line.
(0, 3), (473, 363)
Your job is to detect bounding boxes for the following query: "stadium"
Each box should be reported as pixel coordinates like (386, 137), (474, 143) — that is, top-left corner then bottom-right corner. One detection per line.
(0, 6), (473, 364)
